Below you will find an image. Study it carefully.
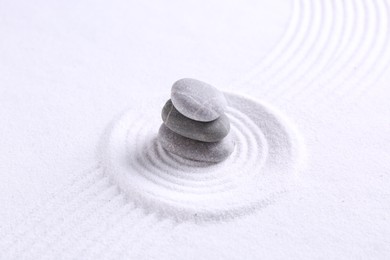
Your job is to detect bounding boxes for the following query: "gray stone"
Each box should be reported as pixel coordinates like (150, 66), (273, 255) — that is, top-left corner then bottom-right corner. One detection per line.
(158, 124), (235, 163)
(162, 99), (230, 142)
(171, 78), (228, 122)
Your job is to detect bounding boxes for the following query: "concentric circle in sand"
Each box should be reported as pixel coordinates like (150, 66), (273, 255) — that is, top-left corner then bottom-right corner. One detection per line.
(101, 92), (304, 221)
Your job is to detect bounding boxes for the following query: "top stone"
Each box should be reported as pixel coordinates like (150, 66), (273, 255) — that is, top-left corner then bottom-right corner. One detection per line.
(171, 78), (228, 122)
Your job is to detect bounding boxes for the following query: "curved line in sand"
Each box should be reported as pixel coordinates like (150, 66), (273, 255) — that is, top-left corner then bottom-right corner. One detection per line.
(234, 0), (390, 106)
(101, 92), (305, 221)
(232, 0), (304, 87)
(128, 108), (264, 193)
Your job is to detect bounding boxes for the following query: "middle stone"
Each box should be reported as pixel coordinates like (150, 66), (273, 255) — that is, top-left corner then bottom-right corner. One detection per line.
(162, 99), (230, 143)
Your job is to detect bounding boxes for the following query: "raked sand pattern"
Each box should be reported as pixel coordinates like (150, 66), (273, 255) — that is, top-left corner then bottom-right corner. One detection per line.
(101, 92), (304, 221)
(232, 0), (390, 105)
(1, 167), (175, 259)
(2, 0), (390, 258)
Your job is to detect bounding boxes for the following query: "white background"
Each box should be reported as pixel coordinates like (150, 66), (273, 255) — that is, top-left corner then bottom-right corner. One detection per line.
(1, 0), (390, 259)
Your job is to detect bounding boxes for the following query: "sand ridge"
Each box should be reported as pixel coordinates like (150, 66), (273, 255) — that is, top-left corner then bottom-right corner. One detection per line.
(230, 0), (390, 105)
(101, 92), (305, 221)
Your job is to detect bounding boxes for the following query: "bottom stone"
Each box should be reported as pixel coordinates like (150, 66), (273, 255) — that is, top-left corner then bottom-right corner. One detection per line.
(158, 124), (235, 163)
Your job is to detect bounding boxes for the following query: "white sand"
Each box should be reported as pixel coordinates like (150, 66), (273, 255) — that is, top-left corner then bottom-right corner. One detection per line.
(1, 0), (390, 259)
(101, 92), (303, 221)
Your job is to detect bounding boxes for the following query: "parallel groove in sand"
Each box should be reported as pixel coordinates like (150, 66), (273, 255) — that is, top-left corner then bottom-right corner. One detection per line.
(1, 167), (102, 258)
(234, 0), (390, 107)
(4, 1), (390, 257)
(13, 177), (114, 259)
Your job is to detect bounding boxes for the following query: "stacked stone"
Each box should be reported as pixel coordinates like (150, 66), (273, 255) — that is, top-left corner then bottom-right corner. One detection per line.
(158, 78), (235, 163)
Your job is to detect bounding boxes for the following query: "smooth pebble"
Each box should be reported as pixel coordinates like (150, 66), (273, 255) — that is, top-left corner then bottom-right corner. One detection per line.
(162, 99), (230, 142)
(171, 78), (228, 122)
(158, 124), (235, 163)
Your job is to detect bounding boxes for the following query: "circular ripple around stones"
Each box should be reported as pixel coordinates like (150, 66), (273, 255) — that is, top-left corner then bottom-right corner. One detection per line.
(100, 92), (304, 221)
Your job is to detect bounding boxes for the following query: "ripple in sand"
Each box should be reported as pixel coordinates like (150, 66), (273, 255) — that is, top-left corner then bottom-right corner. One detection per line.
(100, 92), (304, 221)
(235, 0), (390, 104)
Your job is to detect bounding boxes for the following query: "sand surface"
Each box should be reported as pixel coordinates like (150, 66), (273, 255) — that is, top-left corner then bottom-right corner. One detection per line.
(101, 92), (303, 221)
(1, 0), (390, 259)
